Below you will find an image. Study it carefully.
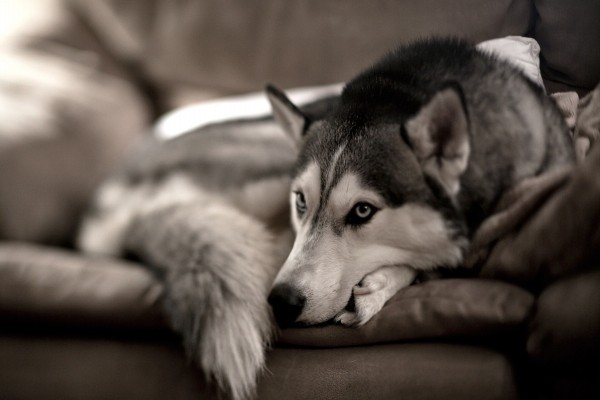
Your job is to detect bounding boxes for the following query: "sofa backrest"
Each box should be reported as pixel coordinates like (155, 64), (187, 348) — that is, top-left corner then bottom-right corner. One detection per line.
(533, 0), (600, 94)
(92, 0), (533, 101)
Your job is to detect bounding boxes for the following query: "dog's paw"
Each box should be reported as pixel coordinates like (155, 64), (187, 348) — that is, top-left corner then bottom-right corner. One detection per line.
(334, 309), (360, 326)
(335, 283), (389, 326)
(335, 265), (417, 327)
(352, 269), (388, 295)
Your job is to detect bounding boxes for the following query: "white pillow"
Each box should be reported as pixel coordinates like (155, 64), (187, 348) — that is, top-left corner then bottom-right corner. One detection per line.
(154, 83), (343, 140)
(476, 36), (544, 89)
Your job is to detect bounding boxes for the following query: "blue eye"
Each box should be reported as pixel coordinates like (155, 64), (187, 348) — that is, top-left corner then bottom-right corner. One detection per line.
(295, 192), (307, 216)
(346, 202), (377, 226)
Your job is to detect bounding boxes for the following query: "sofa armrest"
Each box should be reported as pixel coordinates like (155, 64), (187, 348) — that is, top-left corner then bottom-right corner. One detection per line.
(0, 243), (165, 329)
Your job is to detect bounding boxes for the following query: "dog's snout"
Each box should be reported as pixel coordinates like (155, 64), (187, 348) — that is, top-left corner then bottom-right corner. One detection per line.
(268, 284), (305, 328)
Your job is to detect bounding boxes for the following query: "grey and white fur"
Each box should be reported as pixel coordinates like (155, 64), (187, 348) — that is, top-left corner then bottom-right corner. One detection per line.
(78, 38), (574, 399)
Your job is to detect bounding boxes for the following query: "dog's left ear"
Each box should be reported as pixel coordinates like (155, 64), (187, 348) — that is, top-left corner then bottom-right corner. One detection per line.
(404, 84), (470, 197)
(266, 84), (309, 143)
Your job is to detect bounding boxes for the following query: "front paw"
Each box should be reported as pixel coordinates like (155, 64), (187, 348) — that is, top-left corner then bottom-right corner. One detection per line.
(352, 270), (388, 295)
(334, 309), (361, 326)
(334, 281), (389, 326)
(335, 266), (417, 327)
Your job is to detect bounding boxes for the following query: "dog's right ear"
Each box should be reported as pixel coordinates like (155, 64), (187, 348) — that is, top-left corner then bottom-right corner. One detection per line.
(266, 84), (308, 143)
(404, 84), (470, 198)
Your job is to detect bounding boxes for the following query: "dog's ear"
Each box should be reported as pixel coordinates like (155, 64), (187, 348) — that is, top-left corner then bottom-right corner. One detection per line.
(404, 84), (470, 197)
(266, 84), (308, 143)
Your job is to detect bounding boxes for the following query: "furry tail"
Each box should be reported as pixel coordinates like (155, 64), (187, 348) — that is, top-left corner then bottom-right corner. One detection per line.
(125, 202), (281, 400)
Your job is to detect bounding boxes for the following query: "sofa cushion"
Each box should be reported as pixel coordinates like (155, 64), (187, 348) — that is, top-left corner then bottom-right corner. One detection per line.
(260, 343), (518, 400)
(0, 243), (533, 345)
(0, 243), (164, 329)
(0, 335), (215, 400)
(527, 268), (600, 364)
(0, 336), (518, 400)
(534, 0), (600, 93)
(279, 279), (533, 347)
(523, 268), (600, 400)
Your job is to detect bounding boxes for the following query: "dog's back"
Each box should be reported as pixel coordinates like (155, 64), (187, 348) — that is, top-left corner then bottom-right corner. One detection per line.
(341, 38), (574, 229)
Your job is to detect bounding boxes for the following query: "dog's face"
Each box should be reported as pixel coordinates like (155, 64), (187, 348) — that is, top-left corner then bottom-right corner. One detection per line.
(266, 85), (470, 326)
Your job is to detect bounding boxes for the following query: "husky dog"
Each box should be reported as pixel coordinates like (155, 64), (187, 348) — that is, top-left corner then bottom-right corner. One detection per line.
(265, 37), (574, 328)
(78, 38), (574, 400)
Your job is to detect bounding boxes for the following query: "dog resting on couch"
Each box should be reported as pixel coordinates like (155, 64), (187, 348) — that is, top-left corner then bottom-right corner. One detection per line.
(77, 38), (574, 399)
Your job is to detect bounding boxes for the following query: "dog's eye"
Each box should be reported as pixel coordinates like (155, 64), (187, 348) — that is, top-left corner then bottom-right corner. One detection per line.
(346, 202), (377, 226)
(295, 192), (307, 216)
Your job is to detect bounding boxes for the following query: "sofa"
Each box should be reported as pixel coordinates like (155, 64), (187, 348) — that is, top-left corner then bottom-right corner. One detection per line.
(1, 0), (599, 399)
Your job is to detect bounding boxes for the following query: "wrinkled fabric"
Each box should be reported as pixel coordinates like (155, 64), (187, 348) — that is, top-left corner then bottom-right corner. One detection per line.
(467, 83), (600, 287)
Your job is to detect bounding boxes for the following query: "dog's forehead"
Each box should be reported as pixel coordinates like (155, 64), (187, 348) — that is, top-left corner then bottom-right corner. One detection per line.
(294, 119), (429, 206)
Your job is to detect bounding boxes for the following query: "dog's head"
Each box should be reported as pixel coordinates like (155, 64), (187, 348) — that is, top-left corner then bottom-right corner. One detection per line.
(266, 84), (470, 327)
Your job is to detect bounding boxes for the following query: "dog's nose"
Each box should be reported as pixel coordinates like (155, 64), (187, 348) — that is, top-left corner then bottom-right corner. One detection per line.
(268, 284), (305, 328)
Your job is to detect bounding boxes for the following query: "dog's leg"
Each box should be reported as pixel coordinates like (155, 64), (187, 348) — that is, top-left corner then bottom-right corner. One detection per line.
(124, 201), (281, 400)
(335, 265), (416, 326)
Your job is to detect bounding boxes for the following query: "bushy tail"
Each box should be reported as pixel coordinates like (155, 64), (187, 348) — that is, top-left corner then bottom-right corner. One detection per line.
(125, 202), (281, 399)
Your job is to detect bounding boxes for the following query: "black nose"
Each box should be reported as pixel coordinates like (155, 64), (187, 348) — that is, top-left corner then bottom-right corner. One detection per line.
(268, 284), (305, 328)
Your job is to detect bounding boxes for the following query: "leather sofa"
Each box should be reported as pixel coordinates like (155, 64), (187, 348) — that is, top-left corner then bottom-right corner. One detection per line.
(1, 1), (599, 399)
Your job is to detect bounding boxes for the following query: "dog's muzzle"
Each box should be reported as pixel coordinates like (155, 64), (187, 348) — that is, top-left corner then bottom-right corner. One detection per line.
(268, 283), (305, 328)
